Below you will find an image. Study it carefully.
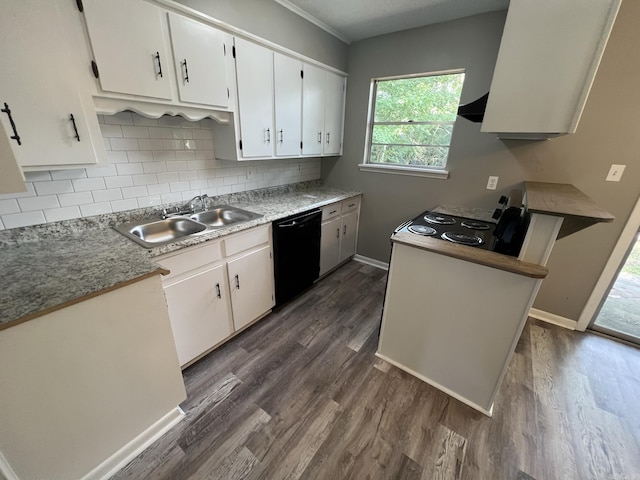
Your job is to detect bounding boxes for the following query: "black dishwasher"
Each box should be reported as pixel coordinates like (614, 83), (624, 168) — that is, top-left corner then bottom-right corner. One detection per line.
(273, 209), (322, 306)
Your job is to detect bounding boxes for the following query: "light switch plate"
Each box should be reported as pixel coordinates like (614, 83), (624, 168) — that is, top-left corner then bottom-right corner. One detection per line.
(606, 164), (625, 182)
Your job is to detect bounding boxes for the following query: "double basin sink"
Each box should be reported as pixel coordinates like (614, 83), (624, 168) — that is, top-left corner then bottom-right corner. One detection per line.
(114, 205), (263, 248)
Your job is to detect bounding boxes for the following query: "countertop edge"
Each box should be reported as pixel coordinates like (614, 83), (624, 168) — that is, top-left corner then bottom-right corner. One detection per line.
(524, 181), (615, 222)
(0, 268), (169, 332)
(391, 232), (549, 279)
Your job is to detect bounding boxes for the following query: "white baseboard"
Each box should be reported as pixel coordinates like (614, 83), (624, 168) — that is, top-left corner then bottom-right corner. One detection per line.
(0, 450), (19, 480)
(80, 407), (185, 480)
(374, 352), (493, 417)
(353, 254), (389, 270)
(529, 308), (577, 330)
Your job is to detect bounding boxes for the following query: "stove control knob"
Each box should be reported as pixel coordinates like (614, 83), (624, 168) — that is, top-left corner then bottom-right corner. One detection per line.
(492, 208), (502, 220)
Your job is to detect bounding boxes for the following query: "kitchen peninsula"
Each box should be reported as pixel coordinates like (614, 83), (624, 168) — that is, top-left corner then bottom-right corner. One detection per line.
(377, 182), (614, 415)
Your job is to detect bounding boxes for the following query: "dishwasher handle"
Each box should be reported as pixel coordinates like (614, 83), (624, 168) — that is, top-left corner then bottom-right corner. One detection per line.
(276, 210), (321, 229)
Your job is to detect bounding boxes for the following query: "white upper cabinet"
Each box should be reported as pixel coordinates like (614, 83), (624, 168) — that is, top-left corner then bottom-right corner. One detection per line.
(0, 0), (105, 176)
(83, 0), (173, 100)
(167, 12), (230, 108)
(274, 53), (303, 157)
(481, 0), (622, 139)
(302, 63), (346, 156)
(234, 38), (275, 158)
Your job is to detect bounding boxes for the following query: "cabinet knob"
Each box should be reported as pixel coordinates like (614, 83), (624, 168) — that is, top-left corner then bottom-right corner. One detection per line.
(1, 102), (21, 145)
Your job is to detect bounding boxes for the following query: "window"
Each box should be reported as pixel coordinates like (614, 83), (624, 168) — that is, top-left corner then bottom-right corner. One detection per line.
(362, 70), (465, 177)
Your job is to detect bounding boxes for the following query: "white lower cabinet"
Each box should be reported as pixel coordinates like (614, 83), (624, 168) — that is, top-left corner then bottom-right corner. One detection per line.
(163, 264), (233, 367)
(319, 196), (361, 276)
(157, 224), (274, 367)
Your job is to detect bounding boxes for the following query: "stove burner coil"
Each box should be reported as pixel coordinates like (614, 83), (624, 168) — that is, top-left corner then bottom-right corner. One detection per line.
(407, 225), (437, 236)
(441, 232), (484, 246)
(460, 220), (492, 231)
(423, 214), (456, 225)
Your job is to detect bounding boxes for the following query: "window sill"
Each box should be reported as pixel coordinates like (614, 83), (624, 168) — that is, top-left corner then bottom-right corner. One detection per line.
(358, 163), (449, 179)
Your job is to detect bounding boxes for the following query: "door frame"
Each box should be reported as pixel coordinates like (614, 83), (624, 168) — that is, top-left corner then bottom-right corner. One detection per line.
(577, 193), (640, 331)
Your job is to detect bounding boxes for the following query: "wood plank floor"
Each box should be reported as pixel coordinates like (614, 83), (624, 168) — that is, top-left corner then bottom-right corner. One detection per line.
(113, 261), (640, 480)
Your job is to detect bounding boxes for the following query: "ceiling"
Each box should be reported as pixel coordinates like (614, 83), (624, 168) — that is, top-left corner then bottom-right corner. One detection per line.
(275, 0), (510, 43)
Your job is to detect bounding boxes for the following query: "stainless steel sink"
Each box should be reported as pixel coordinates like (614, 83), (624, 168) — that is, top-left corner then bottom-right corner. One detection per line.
(190, 205), (262, 228)
(114, 217), (207, 248)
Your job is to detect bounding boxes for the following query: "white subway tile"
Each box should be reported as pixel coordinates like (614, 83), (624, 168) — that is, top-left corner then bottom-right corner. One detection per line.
(181, 190), (201, 201)
(122, 186), (148, 199)
(126, 151), (154, 163)
(198, 169), (216, 180)
(148, 127), (173, 139)
(44, 206), (81, 223)
(183, 139), (196, 150)
(175, 150), (196, 161)
(18, 195), (59, 211)
(34, 180), (74, 196)
(85, 164), (118, 178)
(223, 176), (239, 186)
(50, 169), (87, 180)
(147, 183), (171, 196)
(58, 192), (94, 207)
(187, 160), (207, 171)
(103, 138), (111, 151)
(169, 181), (190, 192)
(158, 116), (183, 127)
(152, 150), (176, 162)
(137, 138), (164, 151)
(24, 171), (52, 182)
(195, 149), (215, 160)
(100, 124), (123, 138)
(201, 187), (218, 196)
(97, 114), (105, 125)
(217, 186), (233, 195)
(143, 161), (168, 174)
(178, 170), (198, 182)
(207, 178), (224, 188)
(232, 184), (247, 194)
(132, 174), (158, 186)
(137, 195), (162, 207)
(166, 160), (188, 172)
(110, 198), (139, 212)
(2, 211), (46, 229)
(106, 151), (129, 164)
(110, 138), (140, 151)
(195, 140), (214, 150)
(72, 177), (106, 192)
(115, 163), (144, 175)
(105, 175), (134, 189)
(172, 128), (193, 140)
(244, 181), (259, 191)
(189, 179), (208, 190)
(0, 199), (20, 215)
(161, 192), (182, 204)
(121, 126), (150, 138)
(104, 112), (134, 125)
(132, 115), (158, 127)
(156, 172), (179, 184)
(162, 139), (185, 151)
(92, 188), (123, 203)
(192, 129), (213, 140)
(80, 202), (112, 217)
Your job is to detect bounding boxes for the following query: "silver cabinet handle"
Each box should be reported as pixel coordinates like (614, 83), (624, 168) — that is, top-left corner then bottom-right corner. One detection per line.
(336, 227), (340, 238)
(326, 132), (331, 144)
(215, 283), (221, 299)
(279, 129), (284, 143)
(343, 225), (347, 235)
(265, 128), (271, 144)
(317, 131), (322, 143)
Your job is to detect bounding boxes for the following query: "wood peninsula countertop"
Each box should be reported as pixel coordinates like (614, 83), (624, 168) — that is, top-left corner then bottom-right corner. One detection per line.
(391, 232), (548, 279)
(524, 181), (615, 238)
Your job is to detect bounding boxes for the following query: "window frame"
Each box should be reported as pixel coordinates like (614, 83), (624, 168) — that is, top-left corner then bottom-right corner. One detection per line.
(359, 68), (466, 179)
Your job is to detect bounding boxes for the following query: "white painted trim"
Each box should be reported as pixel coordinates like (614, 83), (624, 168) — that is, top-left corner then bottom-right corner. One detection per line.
(529, 307), (577, 330)
(375, 352), (493, 417)
(358, 163), (449, 179)
(273, 0), (352, 44)
(353, 254), (389, 270)
(0, 450), (19, 480)
(577, 193), (640, 331)
(80, 407), (185, 480)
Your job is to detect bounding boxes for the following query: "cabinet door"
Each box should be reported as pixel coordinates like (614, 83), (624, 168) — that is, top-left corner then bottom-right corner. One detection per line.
(301, 63), (325, 156)
(323, 71), (346, 155)
(83, 0), (173, 100)
(0, 0), (102, 168)
(227, 245), (275, 330)
(168, 13), (229, 108)
(0, 123), (25, 194)
(234, 38), (274, 158)
(320, 216), (342, 276)
(274, 53), (302, 157)
(339, 210), (359, 262)
(163, 264), (233, 367)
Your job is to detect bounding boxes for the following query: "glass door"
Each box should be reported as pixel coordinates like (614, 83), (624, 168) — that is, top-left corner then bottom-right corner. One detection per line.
(591, 230), (640, 344)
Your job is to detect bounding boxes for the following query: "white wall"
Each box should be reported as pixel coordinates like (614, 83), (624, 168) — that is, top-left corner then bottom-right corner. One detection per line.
(0, 112), (321, 230)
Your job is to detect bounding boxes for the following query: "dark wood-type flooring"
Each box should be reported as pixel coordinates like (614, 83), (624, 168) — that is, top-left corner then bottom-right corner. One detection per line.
(113, 261), (640, 480)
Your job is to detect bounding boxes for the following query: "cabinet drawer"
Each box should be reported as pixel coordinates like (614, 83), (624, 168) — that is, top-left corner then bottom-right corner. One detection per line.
(341, 196), (361, 214)
(224, 224), (271, 257)
(321, 202), (342, 221)
(157, 241), (222, 282)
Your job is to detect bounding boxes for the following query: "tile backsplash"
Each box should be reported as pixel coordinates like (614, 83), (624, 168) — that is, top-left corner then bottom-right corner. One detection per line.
(0, 112), (321, 230)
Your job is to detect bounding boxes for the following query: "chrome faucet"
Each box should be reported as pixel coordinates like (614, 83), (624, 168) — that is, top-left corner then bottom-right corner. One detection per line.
(161, 194), (208, 218)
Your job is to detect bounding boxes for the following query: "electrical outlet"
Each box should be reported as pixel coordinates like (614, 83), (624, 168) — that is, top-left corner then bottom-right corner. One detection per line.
(486, 176), (499, 190)
(606, 164), (625, 182)
(246, 167), (256, 182)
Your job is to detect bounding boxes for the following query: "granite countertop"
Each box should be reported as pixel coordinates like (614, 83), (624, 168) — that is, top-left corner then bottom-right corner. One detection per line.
(0, 184), (361, 330)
